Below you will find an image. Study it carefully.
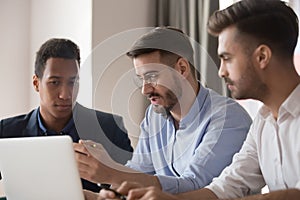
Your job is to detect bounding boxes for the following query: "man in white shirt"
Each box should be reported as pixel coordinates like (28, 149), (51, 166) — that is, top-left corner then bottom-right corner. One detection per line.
(92, 0), (300, 199)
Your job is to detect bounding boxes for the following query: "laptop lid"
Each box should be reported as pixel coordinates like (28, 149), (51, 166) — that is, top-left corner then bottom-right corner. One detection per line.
(0, 136), (84, 200)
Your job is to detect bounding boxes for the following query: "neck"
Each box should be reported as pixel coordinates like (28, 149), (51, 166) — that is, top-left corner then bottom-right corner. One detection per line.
(171, 79), (200, 124)
(46, 119), (70, 133)
(40, 112), (71, 133)
(262, 67), (300, 120)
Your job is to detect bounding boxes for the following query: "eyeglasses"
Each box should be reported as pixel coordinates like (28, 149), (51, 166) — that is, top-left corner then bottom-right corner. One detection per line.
(133, 71), (161, 88)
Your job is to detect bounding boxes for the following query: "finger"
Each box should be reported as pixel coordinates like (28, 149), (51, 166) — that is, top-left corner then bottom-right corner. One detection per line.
(74, 150), (92, 165)
(76, 157), (104, 183)
(74, 154), (94, 177)
(74, 142), (90, 155)
(99, 189), (118, 199)
(127, 187), (151, 200)
(76, 159), (91, 172)
(81, 140), (99, 150)
(83, 189), (100, 200)
(80, 141), (118, 169)
(117, 181), (143, 194)
(82, 141), (106, 158)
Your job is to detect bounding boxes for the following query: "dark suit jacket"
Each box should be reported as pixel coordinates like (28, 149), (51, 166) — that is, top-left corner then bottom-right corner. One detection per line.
(0, 103), (133, 192)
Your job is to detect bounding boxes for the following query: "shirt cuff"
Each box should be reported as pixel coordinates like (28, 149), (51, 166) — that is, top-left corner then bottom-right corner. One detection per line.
(156, 175), (179, 194)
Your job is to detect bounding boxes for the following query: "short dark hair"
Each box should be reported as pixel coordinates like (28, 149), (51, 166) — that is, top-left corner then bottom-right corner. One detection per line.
(207, 0), (298, 58)
(34, 38), (80, 78)
(126, 27), (199, 78)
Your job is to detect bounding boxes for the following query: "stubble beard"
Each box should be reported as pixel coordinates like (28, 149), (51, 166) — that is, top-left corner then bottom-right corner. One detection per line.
(152, 88), (179, 118)
(152, 73), (183, 117)
(230, 66), (267, 101)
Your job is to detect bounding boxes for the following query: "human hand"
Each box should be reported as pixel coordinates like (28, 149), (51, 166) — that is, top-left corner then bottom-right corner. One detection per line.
(74, 140), (138, 186)
(99, 188), (127, 200)
(99, 181), (179, 200)
(73, 140), (115, 183)
(126, 186), (179, 200)
(97, 181), (142, 200)
(80, 140), (116, 166)
(83, 189), (124, 200)
(83, 189), (102, 200)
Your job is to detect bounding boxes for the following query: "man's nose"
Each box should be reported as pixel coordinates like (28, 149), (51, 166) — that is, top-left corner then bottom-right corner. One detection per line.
(59, 85), (72, 100)
(218, 62), (228, 78)
(141, 82), (154, 96)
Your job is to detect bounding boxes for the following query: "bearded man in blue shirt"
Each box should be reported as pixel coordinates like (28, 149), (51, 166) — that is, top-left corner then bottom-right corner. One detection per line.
(75, 27), (252, 197)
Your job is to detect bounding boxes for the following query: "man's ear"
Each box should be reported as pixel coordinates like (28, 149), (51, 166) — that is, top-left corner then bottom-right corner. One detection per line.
(254, 44), (272, 70)
(175, 57), (190, 78)
(33, 75), (40, 92)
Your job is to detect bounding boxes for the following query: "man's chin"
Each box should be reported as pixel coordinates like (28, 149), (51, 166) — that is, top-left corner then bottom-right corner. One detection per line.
(53, 110), (72, 120)
(152, 104), (171, 118)
(231, 93), (251, 101)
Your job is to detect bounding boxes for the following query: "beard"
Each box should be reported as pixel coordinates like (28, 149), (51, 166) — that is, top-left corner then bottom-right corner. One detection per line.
(150, 72), (183, 117)
(152, 104), (170, 118)
(150, 86), (180, 118)
(225, 62), (267, 100)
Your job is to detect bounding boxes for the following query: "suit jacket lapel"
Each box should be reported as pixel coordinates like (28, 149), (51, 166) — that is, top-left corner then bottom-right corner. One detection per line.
(23, 108), (40, 137)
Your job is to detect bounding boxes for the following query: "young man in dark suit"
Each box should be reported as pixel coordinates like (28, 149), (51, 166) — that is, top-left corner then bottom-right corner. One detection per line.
(0, 38), (133, 192)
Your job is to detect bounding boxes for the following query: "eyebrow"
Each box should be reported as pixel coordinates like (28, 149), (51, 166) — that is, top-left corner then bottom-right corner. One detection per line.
(137, 70), (160, 76)
(47, 76), (79, 80)
(218, 52), (231, 59)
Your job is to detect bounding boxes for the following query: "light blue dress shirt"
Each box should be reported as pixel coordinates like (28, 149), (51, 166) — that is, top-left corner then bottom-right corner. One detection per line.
(126, 84), (252, 194)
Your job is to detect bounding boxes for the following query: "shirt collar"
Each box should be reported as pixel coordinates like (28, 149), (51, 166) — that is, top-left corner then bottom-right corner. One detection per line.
(258, 105), (270, 119)
(279, 83), (300, 118)
(258, 83), (300, 120)
(37, 107), (75, 135)
(37, 108), (47, 134)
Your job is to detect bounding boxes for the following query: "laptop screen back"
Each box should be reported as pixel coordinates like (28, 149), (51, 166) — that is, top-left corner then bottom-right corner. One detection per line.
(0, 136), (84, 200)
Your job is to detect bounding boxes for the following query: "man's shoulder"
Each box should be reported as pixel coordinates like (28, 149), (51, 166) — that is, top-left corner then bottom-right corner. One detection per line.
(204, 88), (243, 108)
(0, 110), (37, 136)
(94, 109), (121, 119)
(203, 88), (252, 121)
(200, 88), (225, 109)
(1, 110), (35, 127)
(74, 104), (123, 123)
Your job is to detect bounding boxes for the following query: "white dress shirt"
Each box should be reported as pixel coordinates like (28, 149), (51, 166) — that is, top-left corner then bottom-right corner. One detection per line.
(206, 84), (300, 199)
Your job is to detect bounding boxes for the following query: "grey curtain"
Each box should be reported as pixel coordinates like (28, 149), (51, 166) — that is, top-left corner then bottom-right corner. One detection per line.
(156, 0), (227, 96)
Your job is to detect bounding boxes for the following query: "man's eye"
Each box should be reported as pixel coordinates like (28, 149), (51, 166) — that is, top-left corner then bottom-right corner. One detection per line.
(49, 81), (59, 85)
(222, 56), (230, 61)
(145, 73), (158, 80)
(69, 80), (79, 86)
(137, 76), (143, 81)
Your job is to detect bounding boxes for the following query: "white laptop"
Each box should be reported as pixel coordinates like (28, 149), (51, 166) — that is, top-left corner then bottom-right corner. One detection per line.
(0, 136), (84, 200)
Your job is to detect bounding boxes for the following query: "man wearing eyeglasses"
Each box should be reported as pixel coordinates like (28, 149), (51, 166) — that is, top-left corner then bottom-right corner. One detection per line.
(75, 27), (252, 198)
